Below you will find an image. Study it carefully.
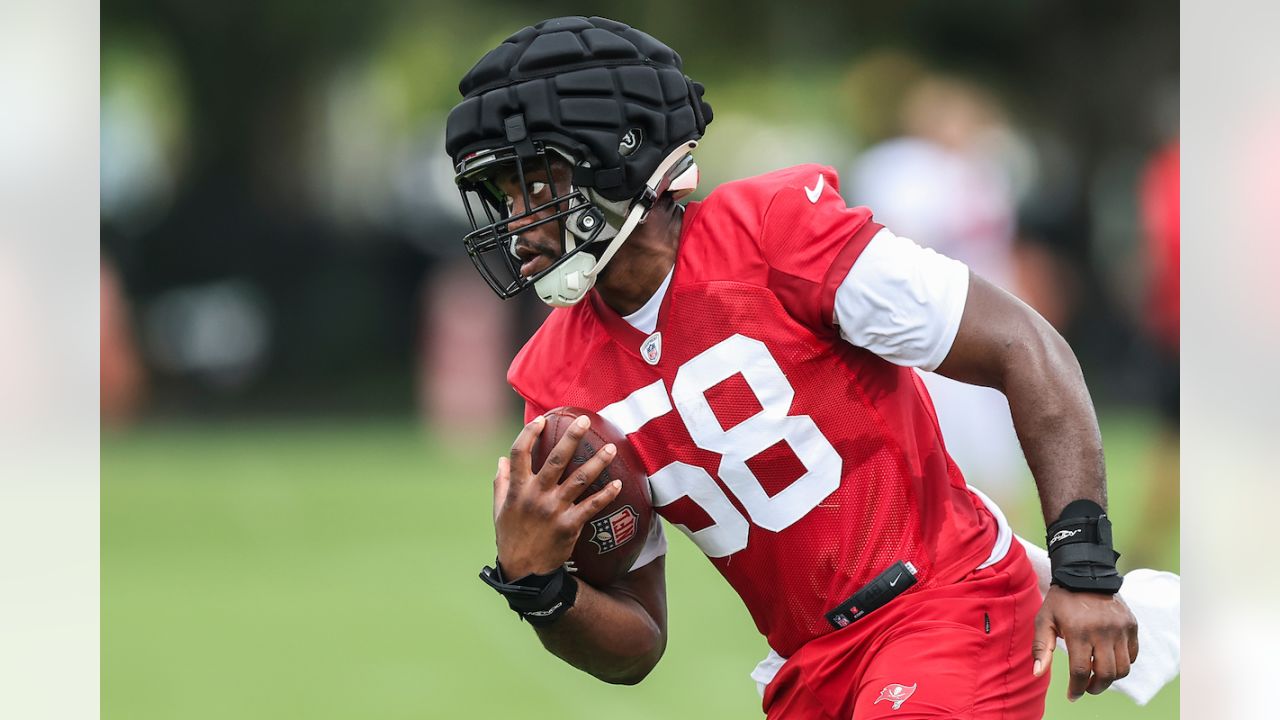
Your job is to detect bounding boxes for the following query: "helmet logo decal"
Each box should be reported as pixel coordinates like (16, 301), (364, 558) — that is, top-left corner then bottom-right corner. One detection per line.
(619, 128), (643, 156)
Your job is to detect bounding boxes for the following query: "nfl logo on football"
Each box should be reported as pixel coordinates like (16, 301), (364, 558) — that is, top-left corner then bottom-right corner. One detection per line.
(590, 506), (639, 553)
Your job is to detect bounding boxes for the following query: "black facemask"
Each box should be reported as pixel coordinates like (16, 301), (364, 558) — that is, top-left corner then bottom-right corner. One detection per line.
(454, 143), (605, 299)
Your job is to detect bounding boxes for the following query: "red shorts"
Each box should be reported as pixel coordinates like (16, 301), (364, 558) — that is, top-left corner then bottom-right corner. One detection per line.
(762, 543), (1050, 719)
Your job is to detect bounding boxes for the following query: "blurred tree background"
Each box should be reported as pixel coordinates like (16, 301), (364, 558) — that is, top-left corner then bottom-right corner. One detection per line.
(101, 4), (1180, 718)
(101, 0), (1178, 421)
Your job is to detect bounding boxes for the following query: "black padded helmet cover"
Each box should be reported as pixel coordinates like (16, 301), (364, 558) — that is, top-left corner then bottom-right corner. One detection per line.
(445, 16), (712, 203)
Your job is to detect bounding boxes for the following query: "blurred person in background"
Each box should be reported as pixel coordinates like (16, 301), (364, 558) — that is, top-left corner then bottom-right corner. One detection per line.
(1128, 139), (1179, 569)
(849, 74), (1054, 515)
(445, 16), (1151, 718)
(417, 261), (515, 438)
(101, 256), (146, 426)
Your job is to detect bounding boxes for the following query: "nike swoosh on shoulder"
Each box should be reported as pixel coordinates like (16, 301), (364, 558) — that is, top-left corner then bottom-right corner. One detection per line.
(804, 174), (825, 204)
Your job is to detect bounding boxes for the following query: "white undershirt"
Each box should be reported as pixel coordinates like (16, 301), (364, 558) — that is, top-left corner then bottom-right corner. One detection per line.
(621, 267), (674, 334)
(833, 227), (971, 372)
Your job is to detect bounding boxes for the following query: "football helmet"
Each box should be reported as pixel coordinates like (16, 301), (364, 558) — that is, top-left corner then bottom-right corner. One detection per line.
(445, 16), (712, 306)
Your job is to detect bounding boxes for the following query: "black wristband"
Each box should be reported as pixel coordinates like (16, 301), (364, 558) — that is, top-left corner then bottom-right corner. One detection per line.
(1046, 499), (1123, 594)
(479, 562), (578, 626)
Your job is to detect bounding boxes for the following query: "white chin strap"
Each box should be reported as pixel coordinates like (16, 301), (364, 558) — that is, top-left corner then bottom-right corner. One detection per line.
(534, 142), (699, 308)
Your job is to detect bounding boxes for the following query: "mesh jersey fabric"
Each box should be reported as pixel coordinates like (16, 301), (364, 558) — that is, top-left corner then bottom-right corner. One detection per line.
(509, 164), (1002, 657)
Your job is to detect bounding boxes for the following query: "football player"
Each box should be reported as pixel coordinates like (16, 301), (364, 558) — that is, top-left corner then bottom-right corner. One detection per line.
(446, 16), (1137, 719)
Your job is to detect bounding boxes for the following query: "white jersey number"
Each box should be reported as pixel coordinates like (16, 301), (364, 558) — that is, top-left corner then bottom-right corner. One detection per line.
(600, 334), (841, 557)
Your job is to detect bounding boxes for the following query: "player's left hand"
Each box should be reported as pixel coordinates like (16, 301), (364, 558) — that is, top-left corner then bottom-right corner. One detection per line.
(1032, 586), (1139, 701)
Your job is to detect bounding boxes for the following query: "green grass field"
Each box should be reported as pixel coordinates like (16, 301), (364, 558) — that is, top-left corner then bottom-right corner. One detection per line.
(103, 414), (1178, 719)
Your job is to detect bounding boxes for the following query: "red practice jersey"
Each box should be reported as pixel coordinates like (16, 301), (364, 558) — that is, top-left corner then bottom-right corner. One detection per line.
(509, 165), (1005, 657)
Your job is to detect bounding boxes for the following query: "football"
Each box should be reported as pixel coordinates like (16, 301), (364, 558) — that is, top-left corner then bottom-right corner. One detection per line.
(532, 406), (654, 587)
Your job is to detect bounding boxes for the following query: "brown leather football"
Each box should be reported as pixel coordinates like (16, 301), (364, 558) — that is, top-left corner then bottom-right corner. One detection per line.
(531, 406), (654, 587)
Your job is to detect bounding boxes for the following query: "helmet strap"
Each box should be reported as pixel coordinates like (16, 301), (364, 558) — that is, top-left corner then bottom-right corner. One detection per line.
(533, 231), (598, 307)
(533, 141), (699, 308)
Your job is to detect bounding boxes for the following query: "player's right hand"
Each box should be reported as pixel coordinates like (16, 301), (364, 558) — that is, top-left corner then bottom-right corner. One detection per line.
(1032, 585), (1139, 702)
(492, 414), (622, 579)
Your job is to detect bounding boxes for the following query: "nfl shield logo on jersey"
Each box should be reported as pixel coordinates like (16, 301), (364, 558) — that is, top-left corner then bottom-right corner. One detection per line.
(873, 683), (917, 710)
(640, 332), (662, 365)
(590, 505), (639, 553)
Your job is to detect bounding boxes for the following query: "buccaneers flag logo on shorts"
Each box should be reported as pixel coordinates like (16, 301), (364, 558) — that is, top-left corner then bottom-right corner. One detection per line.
(873, 683), (917, 710)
